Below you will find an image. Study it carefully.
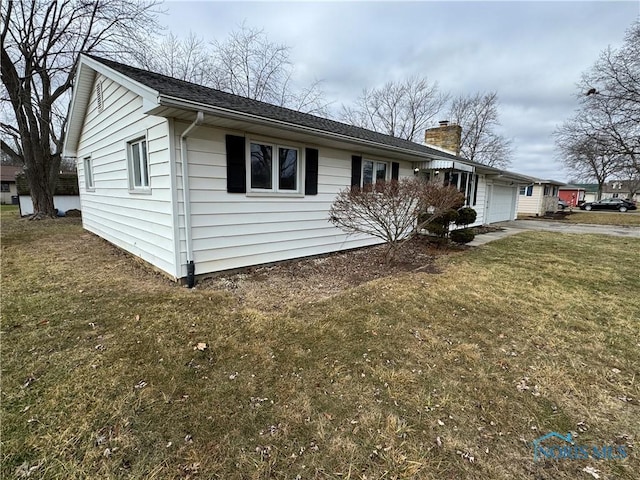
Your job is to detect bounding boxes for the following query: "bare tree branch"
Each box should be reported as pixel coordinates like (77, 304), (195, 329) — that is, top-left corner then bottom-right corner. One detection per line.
(555, 20), (639, 194)
(448, 91), (512, 168)
(1, 0), (162, 218)
(329, 178), (464, 262)
(340, 76), (449, 142)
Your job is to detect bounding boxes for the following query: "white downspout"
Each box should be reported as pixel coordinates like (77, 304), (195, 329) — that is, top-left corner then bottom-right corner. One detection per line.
(180, 111), (204, 287)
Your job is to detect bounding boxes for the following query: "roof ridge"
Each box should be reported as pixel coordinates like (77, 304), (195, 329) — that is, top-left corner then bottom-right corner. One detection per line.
(83, 54), (501, 166)
(85, 54), (413, 147)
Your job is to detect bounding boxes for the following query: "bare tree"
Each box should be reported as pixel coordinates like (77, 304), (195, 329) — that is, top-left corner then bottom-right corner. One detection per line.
(1, 0), (161, 218)
(448, 92), (512, 168)
(554, 125), (620, 200)
(555, 20), (639, 190)
(205, 24), (328, 115)
(328, 178), (464, 262)
(341, 76), (449, 142)
(618, 164), (640, 199)
(134, 32), (211, 85)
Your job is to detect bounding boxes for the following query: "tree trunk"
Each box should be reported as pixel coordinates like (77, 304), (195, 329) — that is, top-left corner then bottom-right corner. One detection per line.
(25, 150), (58, 219)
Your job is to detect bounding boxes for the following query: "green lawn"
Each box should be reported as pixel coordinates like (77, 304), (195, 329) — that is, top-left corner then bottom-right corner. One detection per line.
(2, 206), (639, 479)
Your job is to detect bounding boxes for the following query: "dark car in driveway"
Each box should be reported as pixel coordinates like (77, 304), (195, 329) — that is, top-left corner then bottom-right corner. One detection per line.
(580, 198), (637, 212)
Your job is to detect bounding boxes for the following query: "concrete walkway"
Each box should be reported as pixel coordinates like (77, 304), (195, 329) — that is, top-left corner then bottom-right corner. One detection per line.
(468, 219), (640, 247)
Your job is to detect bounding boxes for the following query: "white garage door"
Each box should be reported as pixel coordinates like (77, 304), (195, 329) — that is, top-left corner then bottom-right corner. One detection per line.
(486, 185), (516, 224)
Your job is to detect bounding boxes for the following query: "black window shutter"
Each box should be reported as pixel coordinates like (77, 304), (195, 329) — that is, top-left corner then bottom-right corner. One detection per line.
(226, 135), (246, 193)
(391, 162), (400, 180)
(305, 148), (319, 195)
(351, 156), (362, 187)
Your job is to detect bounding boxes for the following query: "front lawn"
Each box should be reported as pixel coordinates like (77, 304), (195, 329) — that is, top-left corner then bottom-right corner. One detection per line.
(562, 210), (640, 226)
(2, 211), (639, 479)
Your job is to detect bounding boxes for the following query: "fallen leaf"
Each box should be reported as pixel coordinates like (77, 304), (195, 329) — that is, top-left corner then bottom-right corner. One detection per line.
(582, 466), (600, 479)
(194, 342), (208, 351)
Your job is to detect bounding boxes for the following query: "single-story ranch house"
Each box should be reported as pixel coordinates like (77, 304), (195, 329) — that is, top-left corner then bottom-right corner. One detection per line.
(63, 55), (527, 284)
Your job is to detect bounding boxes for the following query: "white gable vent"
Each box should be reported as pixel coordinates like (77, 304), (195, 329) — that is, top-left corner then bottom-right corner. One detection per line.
(96, 81), (104, 113)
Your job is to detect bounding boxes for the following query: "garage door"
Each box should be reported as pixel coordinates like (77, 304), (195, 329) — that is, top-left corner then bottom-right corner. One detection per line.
(486, 185), (516, 224)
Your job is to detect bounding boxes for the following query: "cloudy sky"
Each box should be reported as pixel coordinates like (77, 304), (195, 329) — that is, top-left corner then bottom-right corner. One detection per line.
(162, 1), (639, 180)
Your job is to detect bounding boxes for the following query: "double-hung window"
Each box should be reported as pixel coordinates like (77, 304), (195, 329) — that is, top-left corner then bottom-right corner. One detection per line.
(520, 185), (533, 196)
(128, 137), (149, 190)
(83, 157), (94, 190)
(362, 160), (388, 187)
(249, 141), (299, 193)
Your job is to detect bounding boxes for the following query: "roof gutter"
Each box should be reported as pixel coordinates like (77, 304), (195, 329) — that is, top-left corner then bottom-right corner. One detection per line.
(180, 111), (204, 288)
(157, 95), (459, 163)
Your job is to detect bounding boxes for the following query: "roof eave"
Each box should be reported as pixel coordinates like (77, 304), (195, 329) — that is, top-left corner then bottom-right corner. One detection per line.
(156, 94), (459, 163)
(63, 55), (161, 157)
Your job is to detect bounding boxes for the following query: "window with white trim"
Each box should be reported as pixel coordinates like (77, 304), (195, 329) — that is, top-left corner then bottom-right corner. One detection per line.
(127, 137), (149, 190)
(83, 156), (94, 190)
(444, 170), (477, 206)
(249, 141), (300, 192)
(362, 160), (388, 187)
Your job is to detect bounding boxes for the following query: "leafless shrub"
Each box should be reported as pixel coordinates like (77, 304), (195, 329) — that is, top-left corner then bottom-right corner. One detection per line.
(329, 178), (464, 262)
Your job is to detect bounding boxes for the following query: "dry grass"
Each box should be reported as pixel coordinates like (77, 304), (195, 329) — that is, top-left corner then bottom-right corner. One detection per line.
(562, 211), (640, 226)
(2, 205), (639, 479)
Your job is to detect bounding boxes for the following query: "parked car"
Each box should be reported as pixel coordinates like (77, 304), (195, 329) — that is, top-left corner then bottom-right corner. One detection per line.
(558, 199), (569, 210)
(579, 198), (637, 212)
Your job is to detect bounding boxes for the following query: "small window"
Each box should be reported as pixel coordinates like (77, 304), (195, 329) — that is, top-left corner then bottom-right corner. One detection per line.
(526, 185), (533, 196)
(362, 160), (388, 187)
(249, 141), (300, 193)
(128, 137), (149, 190)
(0, 182), (10, 192)
(519, 186), (526, 195)
(83, 157), (94, 190)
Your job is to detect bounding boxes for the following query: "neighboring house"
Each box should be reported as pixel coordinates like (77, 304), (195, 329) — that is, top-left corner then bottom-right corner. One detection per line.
(517, 176), (565, 216)
(17, 173), (81, 216)
(558, 184), (586, 207)
(1, 165), (21, 204)
(602, 180), (639, 202)
(571, 183), (599, 203)
(63, 55), (525, 283)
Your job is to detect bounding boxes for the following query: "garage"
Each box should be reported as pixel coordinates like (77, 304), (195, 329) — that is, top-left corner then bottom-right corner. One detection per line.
(486, 184), (517, 224)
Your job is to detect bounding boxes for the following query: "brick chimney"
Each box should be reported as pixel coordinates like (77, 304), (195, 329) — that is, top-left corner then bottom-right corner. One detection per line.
(425, 121), (462, 156)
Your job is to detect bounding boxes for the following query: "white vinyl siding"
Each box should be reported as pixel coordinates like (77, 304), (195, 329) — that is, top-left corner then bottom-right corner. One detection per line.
(174, 123), (415, 277)
(76, 75), (176, 277)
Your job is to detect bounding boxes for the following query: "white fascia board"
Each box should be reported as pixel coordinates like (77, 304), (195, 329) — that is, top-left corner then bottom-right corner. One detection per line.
(157, 94), (458, 163)
(63, 55), (161, 157)
(80, 55), (159, 105)
(62, 62), (95, 157)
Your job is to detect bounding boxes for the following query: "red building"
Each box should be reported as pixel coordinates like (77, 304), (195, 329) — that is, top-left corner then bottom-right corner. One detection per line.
(558, 185), (586, 207)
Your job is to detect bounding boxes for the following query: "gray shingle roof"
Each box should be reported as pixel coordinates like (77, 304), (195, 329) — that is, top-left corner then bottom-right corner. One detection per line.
(87, 55), (465, 162)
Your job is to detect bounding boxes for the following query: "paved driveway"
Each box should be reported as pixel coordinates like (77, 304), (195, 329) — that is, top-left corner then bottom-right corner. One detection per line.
(469, 220), (640, 246)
